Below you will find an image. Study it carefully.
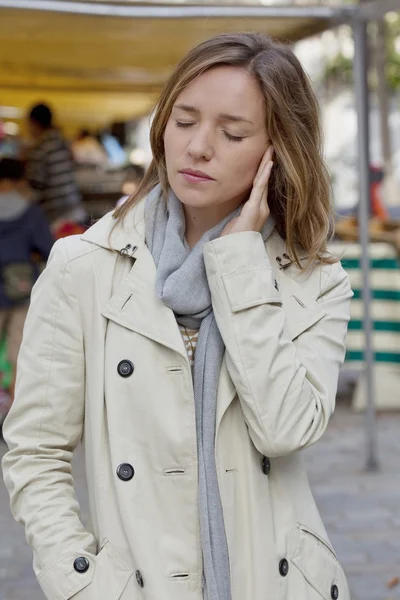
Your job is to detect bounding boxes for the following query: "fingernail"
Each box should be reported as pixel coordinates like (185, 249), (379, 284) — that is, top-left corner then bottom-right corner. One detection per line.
(267, 161), (273, 170)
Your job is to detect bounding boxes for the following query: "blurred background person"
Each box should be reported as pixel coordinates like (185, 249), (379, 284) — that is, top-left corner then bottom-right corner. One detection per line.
(116, 163), (145, 207)
(71, 128), (109, 167)
(0, 158), (53, 426)
(100, 126), (127, 167)
(25, 102), (87, 230)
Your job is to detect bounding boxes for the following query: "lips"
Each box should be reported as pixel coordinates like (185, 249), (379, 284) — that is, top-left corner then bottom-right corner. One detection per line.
(179, 169), (215, 182)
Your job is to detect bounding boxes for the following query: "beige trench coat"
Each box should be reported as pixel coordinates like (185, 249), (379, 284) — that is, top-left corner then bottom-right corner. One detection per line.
(2, 199), (353, 600)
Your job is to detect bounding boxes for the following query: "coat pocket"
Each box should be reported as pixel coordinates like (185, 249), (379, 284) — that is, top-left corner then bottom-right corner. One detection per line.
(71, 540), (133, 600)
(289, 524), (350, 600)
(38, 539), (133, 600)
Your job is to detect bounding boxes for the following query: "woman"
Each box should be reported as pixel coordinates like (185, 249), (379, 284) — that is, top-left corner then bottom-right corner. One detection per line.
(2, 33), (353, 600)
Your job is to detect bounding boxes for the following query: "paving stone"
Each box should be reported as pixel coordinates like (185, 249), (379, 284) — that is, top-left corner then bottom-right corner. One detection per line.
(305, 405), (400, 600)
(337, 552), (370, 566)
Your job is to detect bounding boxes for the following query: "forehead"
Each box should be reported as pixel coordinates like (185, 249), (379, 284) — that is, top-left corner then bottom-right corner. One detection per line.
(175, 65), (265, 122)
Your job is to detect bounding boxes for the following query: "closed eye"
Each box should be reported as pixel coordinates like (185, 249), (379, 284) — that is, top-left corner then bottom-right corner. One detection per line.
(176, 121), (195, 128)
(224, 132), (245, 142)
(175, 120), (244, 142)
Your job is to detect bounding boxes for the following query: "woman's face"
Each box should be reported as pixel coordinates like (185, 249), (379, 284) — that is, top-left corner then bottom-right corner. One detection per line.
(164, 65), (269, 212)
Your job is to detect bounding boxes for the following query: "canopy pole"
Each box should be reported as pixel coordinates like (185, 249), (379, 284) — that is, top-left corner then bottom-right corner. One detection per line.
(0, 0), (354, 20)
(352, 18), (379, 472)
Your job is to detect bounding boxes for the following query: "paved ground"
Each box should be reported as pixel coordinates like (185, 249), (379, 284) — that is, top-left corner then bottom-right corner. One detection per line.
(305, 403), (400, 600)
(0, 400), (399, 600)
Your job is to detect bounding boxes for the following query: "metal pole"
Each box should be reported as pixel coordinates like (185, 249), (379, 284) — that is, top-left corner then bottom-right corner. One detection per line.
(352, 18), (379, 472)
(0, 0), (355, 20)
(374, 20), (393, 177)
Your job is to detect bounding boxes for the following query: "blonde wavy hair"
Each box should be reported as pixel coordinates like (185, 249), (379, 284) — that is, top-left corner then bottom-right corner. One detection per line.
(114, 32), (335, 267)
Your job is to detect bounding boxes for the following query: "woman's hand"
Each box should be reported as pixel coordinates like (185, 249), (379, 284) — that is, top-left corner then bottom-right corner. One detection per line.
(221, 145), (274, 237)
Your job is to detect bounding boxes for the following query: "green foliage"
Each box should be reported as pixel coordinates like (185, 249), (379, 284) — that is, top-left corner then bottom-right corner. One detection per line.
(324, 52), (353, 85)
(385, 13), (400, 90)
(323, 14), (400, 90)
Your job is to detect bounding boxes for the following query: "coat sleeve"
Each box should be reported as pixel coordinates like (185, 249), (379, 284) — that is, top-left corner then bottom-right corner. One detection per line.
(1, 239), (97, 592)
(204, 231), (352, 458)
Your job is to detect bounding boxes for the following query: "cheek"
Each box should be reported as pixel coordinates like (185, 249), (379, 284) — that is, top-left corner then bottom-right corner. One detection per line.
(226, 146), (263, 188)
(164, 121), (185, 171)
(163, 124), (174, 169)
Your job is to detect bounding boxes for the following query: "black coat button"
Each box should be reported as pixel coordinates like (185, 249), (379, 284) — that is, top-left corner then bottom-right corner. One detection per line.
(261, 456), (271, 475)
(331, 585), (339, 599)
(117, 360), (134, 378)
(74, 557), (89, 573)
(136, 570), (144, 587)
(117, 463), (135, 481)
(279, 558), (289, 577)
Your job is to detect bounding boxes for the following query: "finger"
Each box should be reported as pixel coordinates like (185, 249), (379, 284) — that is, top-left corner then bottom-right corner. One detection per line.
(249, 160), (273, 207)
(260, 144), (274, 171)
(253, 149), (272, 187)
(222, 220), (234, 236)
(260, 169), (272, 209)
(253, 145), (274, 187)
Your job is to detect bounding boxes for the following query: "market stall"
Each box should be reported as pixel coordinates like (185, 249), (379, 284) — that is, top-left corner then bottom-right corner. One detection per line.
(0, 1), (349, 129)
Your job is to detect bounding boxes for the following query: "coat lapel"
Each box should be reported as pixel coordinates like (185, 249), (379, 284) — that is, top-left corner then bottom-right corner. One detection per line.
(82, 202), (187, 360)
(102, 244), (187, 359)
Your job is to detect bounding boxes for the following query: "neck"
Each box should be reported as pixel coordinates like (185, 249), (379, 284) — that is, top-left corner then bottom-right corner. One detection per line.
(183, 201), (240, 248)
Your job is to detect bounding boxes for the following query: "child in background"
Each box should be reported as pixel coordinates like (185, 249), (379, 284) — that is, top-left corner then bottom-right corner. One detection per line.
(0, 158), (54, 422)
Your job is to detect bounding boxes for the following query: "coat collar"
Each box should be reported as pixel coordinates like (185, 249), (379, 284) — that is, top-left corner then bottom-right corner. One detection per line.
(86, 200), (188, 359)
(82, 198), (309, 263)
(82, 198), (320, 349)
(81, 198), (147, 254)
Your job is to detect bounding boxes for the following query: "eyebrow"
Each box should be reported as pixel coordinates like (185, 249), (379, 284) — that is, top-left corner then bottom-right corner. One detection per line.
(174, 103), (254, 125)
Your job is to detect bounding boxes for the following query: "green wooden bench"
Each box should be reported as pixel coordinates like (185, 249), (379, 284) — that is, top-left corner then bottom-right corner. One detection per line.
(330, 241), (400, 410)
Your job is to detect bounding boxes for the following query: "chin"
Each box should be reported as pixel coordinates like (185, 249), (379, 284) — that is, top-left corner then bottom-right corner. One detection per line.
(180, 196), (216, 209)
(171, 183), (216, 208)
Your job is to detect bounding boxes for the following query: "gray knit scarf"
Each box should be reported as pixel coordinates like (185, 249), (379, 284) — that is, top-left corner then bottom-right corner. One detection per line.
(145, 184), (273, 600)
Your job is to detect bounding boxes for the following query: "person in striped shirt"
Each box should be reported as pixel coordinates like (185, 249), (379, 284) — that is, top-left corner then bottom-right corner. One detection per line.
(26, 103), (86, 228)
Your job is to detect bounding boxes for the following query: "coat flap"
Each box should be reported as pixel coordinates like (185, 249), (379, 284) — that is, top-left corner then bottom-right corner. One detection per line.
(284, 293), (326, 341)
(277, 267), (326, 341)
(214, 274), (326, 435)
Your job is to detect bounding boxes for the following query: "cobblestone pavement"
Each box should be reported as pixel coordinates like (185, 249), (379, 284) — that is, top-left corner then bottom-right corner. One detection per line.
(1, 402), (399, 600)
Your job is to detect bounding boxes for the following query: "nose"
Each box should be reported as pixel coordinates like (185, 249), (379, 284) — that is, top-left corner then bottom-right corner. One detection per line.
(187, 125), (213, 161)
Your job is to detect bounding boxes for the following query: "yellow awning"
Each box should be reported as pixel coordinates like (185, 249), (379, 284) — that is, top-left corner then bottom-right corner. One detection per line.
(0, 3), (344, 129)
